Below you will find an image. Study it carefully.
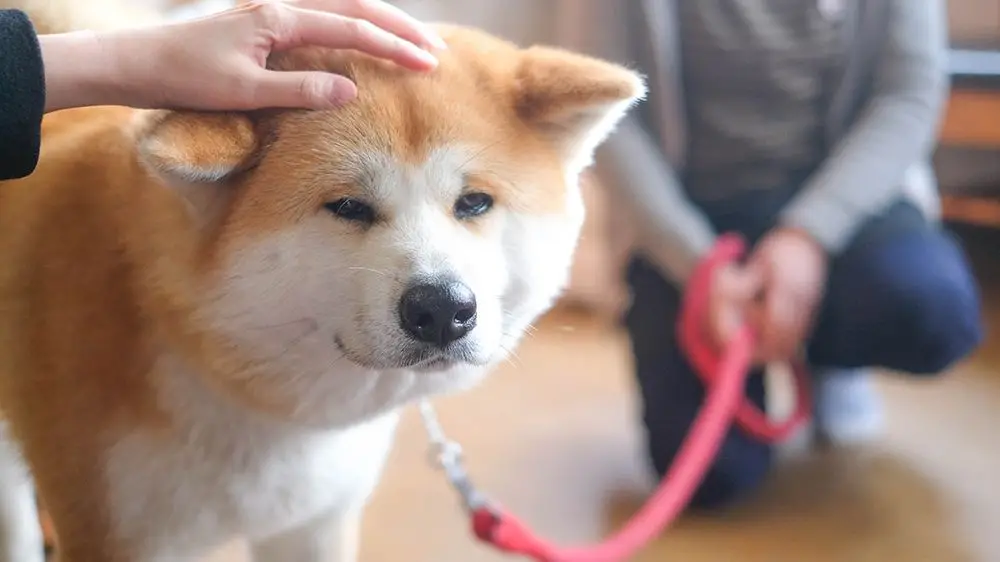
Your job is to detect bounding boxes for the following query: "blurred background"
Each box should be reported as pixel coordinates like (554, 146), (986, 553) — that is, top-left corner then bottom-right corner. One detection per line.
(83, 0), (1000, 560)
(365, 2), (1000, 561)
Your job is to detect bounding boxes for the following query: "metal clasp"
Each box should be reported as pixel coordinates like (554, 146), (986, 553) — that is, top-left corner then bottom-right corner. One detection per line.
(418, 400), (488, 513)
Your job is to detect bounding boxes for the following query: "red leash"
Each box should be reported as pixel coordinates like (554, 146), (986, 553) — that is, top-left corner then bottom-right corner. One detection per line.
(418, 234), (813, 561)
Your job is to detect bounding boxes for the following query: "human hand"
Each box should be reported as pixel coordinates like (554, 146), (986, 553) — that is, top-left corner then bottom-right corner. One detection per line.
(41, 0), (445, 112)
(745, 227), (828, 363)
(705, 262), (763, 353)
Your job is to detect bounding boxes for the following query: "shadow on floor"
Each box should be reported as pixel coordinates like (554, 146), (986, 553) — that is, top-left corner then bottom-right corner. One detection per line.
(606, 447), (974, 562)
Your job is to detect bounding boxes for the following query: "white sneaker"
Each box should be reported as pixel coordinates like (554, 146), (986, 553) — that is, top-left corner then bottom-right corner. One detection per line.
(813, 368), (885, 446)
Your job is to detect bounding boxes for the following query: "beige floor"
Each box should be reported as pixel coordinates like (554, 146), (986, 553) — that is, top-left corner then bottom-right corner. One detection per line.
(202, 227), (1000, 562)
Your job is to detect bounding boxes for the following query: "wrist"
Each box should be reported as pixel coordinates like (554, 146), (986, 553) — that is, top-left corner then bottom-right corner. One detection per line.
(39, 29), (146, 112)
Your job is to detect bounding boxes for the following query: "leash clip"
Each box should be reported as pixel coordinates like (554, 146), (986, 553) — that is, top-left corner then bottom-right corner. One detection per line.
(419, 401), (489, 513)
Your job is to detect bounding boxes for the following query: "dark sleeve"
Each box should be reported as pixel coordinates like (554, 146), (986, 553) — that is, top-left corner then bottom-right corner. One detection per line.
(0, 9), (45, 181)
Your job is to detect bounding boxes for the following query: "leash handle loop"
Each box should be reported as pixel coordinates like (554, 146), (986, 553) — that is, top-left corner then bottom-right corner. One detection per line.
(678, 233), (812, 443)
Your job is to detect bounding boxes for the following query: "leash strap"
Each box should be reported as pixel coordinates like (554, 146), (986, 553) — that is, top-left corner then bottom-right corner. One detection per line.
(418, 234), (812, 562)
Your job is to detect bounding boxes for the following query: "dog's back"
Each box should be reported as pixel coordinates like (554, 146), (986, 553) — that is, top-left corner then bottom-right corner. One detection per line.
(4, 0), (159, 33)
(2, 0), (219, 33)
(0, 4), (184, 559)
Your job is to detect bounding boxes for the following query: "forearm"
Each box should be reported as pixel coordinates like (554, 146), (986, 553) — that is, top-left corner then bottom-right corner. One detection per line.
(38, 30), (130, 113)
(595, 117), (717, 285)
(780, 92), (946, 251)
(780, 0), (949, 253)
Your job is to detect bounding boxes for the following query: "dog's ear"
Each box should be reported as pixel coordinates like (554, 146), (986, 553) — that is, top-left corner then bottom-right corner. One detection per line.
(134, 110), (260, 184)
(133, 111), (261, 225)
(513, 47), (646, 171)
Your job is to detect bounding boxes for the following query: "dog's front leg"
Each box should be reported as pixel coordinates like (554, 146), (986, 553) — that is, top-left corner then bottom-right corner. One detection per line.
(250, 510), (361, 562)
(0, 436), (45, 562)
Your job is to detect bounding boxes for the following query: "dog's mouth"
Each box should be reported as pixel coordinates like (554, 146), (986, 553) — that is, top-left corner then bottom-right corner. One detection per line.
(334, 336), (469, 371)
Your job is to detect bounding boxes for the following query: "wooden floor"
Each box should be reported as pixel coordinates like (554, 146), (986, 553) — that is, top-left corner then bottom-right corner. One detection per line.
(197, 227), (1000, 562)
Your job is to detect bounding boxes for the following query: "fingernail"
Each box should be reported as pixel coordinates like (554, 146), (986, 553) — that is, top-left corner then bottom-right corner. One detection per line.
(330, 79), (358, 105)
(415, 47), (439, 67)
(424, 30), (448, 50)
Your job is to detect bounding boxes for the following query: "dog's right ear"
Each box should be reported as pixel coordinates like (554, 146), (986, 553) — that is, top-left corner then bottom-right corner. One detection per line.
(134, 110), (260, 184)
(133, 111), (261, 225)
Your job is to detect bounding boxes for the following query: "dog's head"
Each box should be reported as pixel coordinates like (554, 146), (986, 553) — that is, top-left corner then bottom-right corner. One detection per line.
(135, 25), (644, 426)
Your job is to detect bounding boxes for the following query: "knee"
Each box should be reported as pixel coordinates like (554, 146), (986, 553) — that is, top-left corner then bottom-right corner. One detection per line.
(646, 425), (774, 510)
(885, 238), (984, 375)
(638, 358), (774, 510)
(907, 278), (982, 375)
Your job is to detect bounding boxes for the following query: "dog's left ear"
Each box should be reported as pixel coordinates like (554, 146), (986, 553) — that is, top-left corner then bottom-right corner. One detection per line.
(514, 47), (646, 170)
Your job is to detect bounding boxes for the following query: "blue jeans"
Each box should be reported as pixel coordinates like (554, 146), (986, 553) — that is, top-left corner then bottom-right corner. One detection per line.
(625, 193), (984, 509)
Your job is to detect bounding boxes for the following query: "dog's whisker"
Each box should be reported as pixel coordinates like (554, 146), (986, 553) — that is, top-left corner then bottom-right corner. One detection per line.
(456, 137), (507, 172)
(498, 343), (523, 368)
(348, 266), (388, 277)
(245, 317), (318, 332)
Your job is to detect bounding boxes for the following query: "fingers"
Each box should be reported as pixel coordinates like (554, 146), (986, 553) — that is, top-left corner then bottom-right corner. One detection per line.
(742, 254), (800, 362)
(707, 265), (763, 350)
(753, 288), (809, 363)
(291, 0), (447, 51)
(257, 2), (441, 71)
(251, 68), (359, 109)
(759, 294), (794, 361)
(731, 265), (764, 302)
(709, 301), (744, 350)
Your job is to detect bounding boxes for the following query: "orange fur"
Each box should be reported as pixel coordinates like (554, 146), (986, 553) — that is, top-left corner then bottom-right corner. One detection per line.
(0, 22), (643, 561)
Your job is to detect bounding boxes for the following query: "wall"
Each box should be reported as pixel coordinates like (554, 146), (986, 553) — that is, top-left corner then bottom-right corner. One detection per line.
(949, 0), (1000, 45)
(389, 0), (557, 47)
(939, 0), (1000, 196)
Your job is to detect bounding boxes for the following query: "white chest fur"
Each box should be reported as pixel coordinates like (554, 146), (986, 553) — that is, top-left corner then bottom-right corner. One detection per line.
(103, 362), (400, 560)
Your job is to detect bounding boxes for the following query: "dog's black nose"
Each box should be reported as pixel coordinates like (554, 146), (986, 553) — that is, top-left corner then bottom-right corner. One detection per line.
(399, 280), (477, 347)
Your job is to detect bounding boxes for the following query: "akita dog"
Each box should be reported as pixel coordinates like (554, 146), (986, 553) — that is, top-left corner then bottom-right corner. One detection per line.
(0, 2), (644, 560)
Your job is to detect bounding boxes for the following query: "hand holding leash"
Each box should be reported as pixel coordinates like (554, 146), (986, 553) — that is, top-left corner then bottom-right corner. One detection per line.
(420, 234), (813, 561)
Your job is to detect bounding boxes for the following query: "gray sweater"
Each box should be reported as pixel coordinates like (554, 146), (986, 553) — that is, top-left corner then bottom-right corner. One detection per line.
(556, 0), (949, 284)
(678, 0), (845, 201)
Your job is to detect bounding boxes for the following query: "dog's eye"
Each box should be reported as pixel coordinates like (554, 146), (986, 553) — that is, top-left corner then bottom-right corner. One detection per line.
(325, 198), (375, 224)
(453, 192), (494, 220)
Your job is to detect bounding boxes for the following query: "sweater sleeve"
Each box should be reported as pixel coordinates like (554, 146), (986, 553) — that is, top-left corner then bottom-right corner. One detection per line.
(554, 0), (718, 285)
(779, 0), (950, 253)
(595, 117), (717, 285)
(0, 9), (46, 181)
